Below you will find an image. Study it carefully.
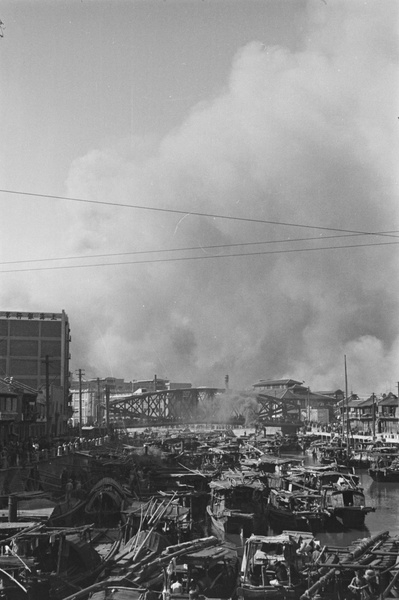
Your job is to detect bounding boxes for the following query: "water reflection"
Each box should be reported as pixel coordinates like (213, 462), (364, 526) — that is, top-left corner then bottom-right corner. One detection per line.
(361, 472), (399, 536)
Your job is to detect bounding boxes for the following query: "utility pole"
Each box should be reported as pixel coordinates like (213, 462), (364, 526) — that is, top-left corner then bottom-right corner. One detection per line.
(105, 384), (110, 433)
(78, 369), (83, 436)
(372, 393), (376, 440)
(45, 355), (50, 438)
(344, 355), (350, 453)
(97, 378), (101, 425)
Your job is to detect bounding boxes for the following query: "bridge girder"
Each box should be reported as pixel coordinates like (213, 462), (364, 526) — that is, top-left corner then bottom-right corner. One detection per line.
(257, 393), (301, 424)
(109, 387), (222, 423)
(109, 389), (301, 426)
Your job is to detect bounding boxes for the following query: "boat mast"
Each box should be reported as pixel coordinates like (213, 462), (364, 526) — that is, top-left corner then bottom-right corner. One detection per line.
(344, 355), (350, 454)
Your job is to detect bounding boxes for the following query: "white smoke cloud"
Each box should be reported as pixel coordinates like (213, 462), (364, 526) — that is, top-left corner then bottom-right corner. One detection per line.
(50, 0), (398, 394)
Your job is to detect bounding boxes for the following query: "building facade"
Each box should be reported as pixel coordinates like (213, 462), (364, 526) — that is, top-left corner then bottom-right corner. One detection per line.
(339, 392), (399, 437)
(0, 310), (71, 436)
(254, 378), (341, 425)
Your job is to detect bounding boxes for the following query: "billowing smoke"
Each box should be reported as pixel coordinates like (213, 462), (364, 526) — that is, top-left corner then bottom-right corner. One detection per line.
(6, 1), (398, 396)
(64, 1), (399, 394)
(196, 391), (260, 426)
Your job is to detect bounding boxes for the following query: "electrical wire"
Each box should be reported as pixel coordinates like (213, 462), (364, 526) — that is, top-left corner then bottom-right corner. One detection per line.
(1, 230), (399, 266)
(1, 188), (398, 238)
(0, 239), (397, 273)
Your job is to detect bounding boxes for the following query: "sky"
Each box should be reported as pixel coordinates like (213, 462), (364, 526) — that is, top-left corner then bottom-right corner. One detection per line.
(0, 0), (398, 396)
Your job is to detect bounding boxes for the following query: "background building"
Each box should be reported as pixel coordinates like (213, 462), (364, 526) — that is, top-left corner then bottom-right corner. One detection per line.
(69, 375), (193, 428)
(254, 377), (342, 425)
(0, 310), (71, 436)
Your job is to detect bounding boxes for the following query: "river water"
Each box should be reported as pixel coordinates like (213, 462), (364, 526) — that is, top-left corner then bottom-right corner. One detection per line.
(316, 469), (399, 547)
(128, 427), (397, 545)
(270, 452), (399, 547)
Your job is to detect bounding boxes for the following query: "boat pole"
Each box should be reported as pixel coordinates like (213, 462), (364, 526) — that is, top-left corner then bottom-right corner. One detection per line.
(8, 494), (17, 522)
(344, 355), (350, 455)
(300, 531), (390, 600)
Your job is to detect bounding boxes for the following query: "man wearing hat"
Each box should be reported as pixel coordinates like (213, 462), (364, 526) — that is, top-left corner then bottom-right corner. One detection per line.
(364, 569), (378, 596)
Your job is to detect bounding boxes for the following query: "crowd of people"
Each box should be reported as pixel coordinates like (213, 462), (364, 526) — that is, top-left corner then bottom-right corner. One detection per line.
(0, 434), (111, 469)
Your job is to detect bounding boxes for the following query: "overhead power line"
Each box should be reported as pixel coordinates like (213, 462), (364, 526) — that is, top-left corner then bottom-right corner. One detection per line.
(0, 239), (397, 274)
(1, 188), (398, 239)
(1, 230), (399, 267)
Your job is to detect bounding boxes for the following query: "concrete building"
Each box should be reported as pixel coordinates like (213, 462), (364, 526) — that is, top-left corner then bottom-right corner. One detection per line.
(0, 310), (71, 436)
(253, 379), (303, 392)
(69, 376), (126, 427)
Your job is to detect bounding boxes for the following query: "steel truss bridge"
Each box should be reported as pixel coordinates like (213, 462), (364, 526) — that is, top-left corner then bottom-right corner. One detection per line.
(108, 388), (303, 428)
(109, 387), (226, 425)
(257, 393), (302, 425)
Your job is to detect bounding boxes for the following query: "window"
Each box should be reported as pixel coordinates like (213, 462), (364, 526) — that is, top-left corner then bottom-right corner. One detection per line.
(9, 320), (40, 336)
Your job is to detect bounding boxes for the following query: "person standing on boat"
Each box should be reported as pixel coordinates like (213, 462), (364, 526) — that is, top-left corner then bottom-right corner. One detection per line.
(60, 468), (68, 493)
(348, 570), (369, 600)
(311, 541), (324, 564)
(65, 478), (73, 504)
(270, 561), (288, 586)
(364, 570), (378, 597)
(75, 479), (84, 499)
(297, 539), (314, 567)
(188, 579), (200, 600)
(171, 576), (183, 593)
(144, 588), (158, 600)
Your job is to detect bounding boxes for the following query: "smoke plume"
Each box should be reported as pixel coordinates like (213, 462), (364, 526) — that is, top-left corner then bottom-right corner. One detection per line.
(7, 1), (399, 396)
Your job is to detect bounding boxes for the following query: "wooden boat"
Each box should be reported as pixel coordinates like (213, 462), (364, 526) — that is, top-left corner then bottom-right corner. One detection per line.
(0, 524), (120, 599)
(368, 451), (399, 482)
(0, 491), (57, 523)
(320, 485), (375, 528)
(256, 457), (303, 490)
(207, 473), (268, 539)
(100, 529), (171, 586)
(98, 535), (223, 592)
(319, 444), (350, 465)
(162, 541), (239, 600)
(288, 466), (361, 492)
(274, 434), (301, 453)
(270, 465), (374, 531)
(266, 489), (326, 533)
(85, 477), (128, 525)
(237, 532), (314, 600)
(90, 585), (144, 600)
(0, 489), (87, 529)
(300, 530), (397, 600)
(122, 496), (193, 545)
(47, 497), (86, 527)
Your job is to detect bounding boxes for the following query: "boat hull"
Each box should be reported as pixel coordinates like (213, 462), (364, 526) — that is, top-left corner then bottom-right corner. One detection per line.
(237, 584), (302, 600)
(368, 468), (399, 483)
(266, 506), (325, 533)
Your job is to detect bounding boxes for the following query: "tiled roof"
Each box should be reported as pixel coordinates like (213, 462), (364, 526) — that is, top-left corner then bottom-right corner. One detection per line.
(379, 395), (398, 406)
(0, 381), (17, 395)
(253, 378), (302, 387)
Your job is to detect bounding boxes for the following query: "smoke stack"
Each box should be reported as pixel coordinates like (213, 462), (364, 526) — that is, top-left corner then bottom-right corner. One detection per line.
(225, 374), (229, 390)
